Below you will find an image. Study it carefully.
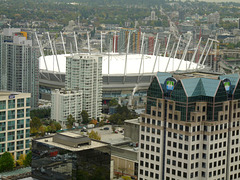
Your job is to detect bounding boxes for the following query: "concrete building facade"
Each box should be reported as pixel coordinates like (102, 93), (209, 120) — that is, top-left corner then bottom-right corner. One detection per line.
(0, 28), (39, 107)
(0, 91), (31, 159)
(65, 54), (102, 119)
(139, 72), (240, 180)
(51, 89), (82, 126)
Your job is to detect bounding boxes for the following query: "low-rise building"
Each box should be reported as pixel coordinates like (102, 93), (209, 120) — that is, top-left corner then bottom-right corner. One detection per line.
(51, 89), (82, 126)
(32, 132), (111, 180)
(0, 91), (31, 159)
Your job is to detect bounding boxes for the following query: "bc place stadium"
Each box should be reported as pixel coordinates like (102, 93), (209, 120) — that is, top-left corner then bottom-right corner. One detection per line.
(38, 31), (219, 109)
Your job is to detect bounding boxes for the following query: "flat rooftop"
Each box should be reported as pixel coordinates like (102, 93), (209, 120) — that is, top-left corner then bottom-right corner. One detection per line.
(35, 134), (108, 152)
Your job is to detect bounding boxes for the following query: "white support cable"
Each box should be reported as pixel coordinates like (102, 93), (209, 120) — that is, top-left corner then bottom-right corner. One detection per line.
(53, 40), (61, 72)
(47, 32), (55, 72)
(114, 31), (117, 53)
(87, 31), (91, 54)
(152, 43), (161, 73)
(138, 43), (145, 76)
(188, 37), (202, 70)
(73, 31), (78, 53)
(164, 34), (171, 57)
(197, 38), (209, 68)
(35, 32), (48, 71)
(177, 36), (192, 70)
(47, 32), (54, 56)
(60, 32), (66, 54)
(140, 32), (145, 55)
(172, 36), (181, 71)
(124, 31), (131, 77)
(201, 40), (214, 67)
(101, 31), (103, 54)
(165, 42), (176, 72)
(153, 33), (158, 56)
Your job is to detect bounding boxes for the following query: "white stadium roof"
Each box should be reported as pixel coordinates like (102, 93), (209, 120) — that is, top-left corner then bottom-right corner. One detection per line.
(39, 53), (201, 75)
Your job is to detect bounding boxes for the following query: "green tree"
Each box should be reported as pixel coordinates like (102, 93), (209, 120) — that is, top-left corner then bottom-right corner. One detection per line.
(0, 152), (14, 172)
(81, 110), (89, 124)
(88, 130), (101, 140)
(23, 151), (32, 167)
(30, 117), (42, 129)
(66, 114), (75, 129)
(99, 120), (104, 127)
(109, 98), (118, 106)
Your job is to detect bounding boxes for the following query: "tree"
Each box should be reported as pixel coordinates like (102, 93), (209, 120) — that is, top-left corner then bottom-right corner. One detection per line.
(66, 114), (75, 129)
(81, 110), (89, 124)
(30, 117), (42, 129)
(109, 98), (118, 107)
(99, 120), (104, 127)
(23, 151), (32, 167)
(16, 154), (26, 166)
(88, 130), (101, 140)
(0, 152), (14, 172)
(39, 125), (46, 136)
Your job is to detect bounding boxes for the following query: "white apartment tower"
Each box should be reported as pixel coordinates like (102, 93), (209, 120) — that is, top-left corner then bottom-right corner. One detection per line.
(139, 72), (240, 180)
(0, 28), (39, 108)
(51, 89), (82, 126)
(65, 54), (102, 119)
(0, 91), (31, 160)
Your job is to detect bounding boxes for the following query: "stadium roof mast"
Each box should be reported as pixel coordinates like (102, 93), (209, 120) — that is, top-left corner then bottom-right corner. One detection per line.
(197, 38), (209, 68)
(35, 32), (48, 71)
(53, 40), (61, 73)
(60, 32), (66, 55)
(188, 37), (202, 70)
(101, 31), (103, 54)
(73, 31), (78, 53)
(153, 33), (158, 56)
(138, 43), (145, 83)
(172, 35), (181, 71)
(123, 31), (131, 83)
(164, 34), (171, 57)
(114, 31), (117, 53)
(47, 32), (55, 72)
(87, 31), (91, 54)
(140, 32), (145, 55)
(165, 42), (176, 72)
(177, 36), (192, 70)
(152, 43), (161, 74)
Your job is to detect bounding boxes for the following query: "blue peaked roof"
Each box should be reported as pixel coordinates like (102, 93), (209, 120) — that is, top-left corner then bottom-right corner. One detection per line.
(219, 74), (239, 94)
(181, 78), (221, 97)
(156, 72), (172, 84)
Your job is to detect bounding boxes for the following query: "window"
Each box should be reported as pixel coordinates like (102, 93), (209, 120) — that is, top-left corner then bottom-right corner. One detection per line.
(8, 110), (15, 119)
(0, 133), (5, 142)
(17, 120), (24, 129)
(26, 98), (30, 106)
(8, 99), (15, 109)
(17, 130), (24, 139)
(0, 111), (6, 121)
(203, 106), (206, 112)
(8, 121), (15, 130)
(0, 101), (6, 110)
(17, 99), (24, 108)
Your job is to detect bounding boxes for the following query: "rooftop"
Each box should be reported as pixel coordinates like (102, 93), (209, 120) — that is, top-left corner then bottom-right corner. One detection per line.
(35, 132), (108, 151)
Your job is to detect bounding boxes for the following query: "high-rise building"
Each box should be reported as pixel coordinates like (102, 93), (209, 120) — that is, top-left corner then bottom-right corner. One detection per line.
(139, 72), (240, 180)
(118, 28), (141, 54)
(51, 89), (82, 126)
(65, 54), (102, 119)
(32, 132), (111, 180)
(0, 28), (39, 107)
(0, 91), (31, 159)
